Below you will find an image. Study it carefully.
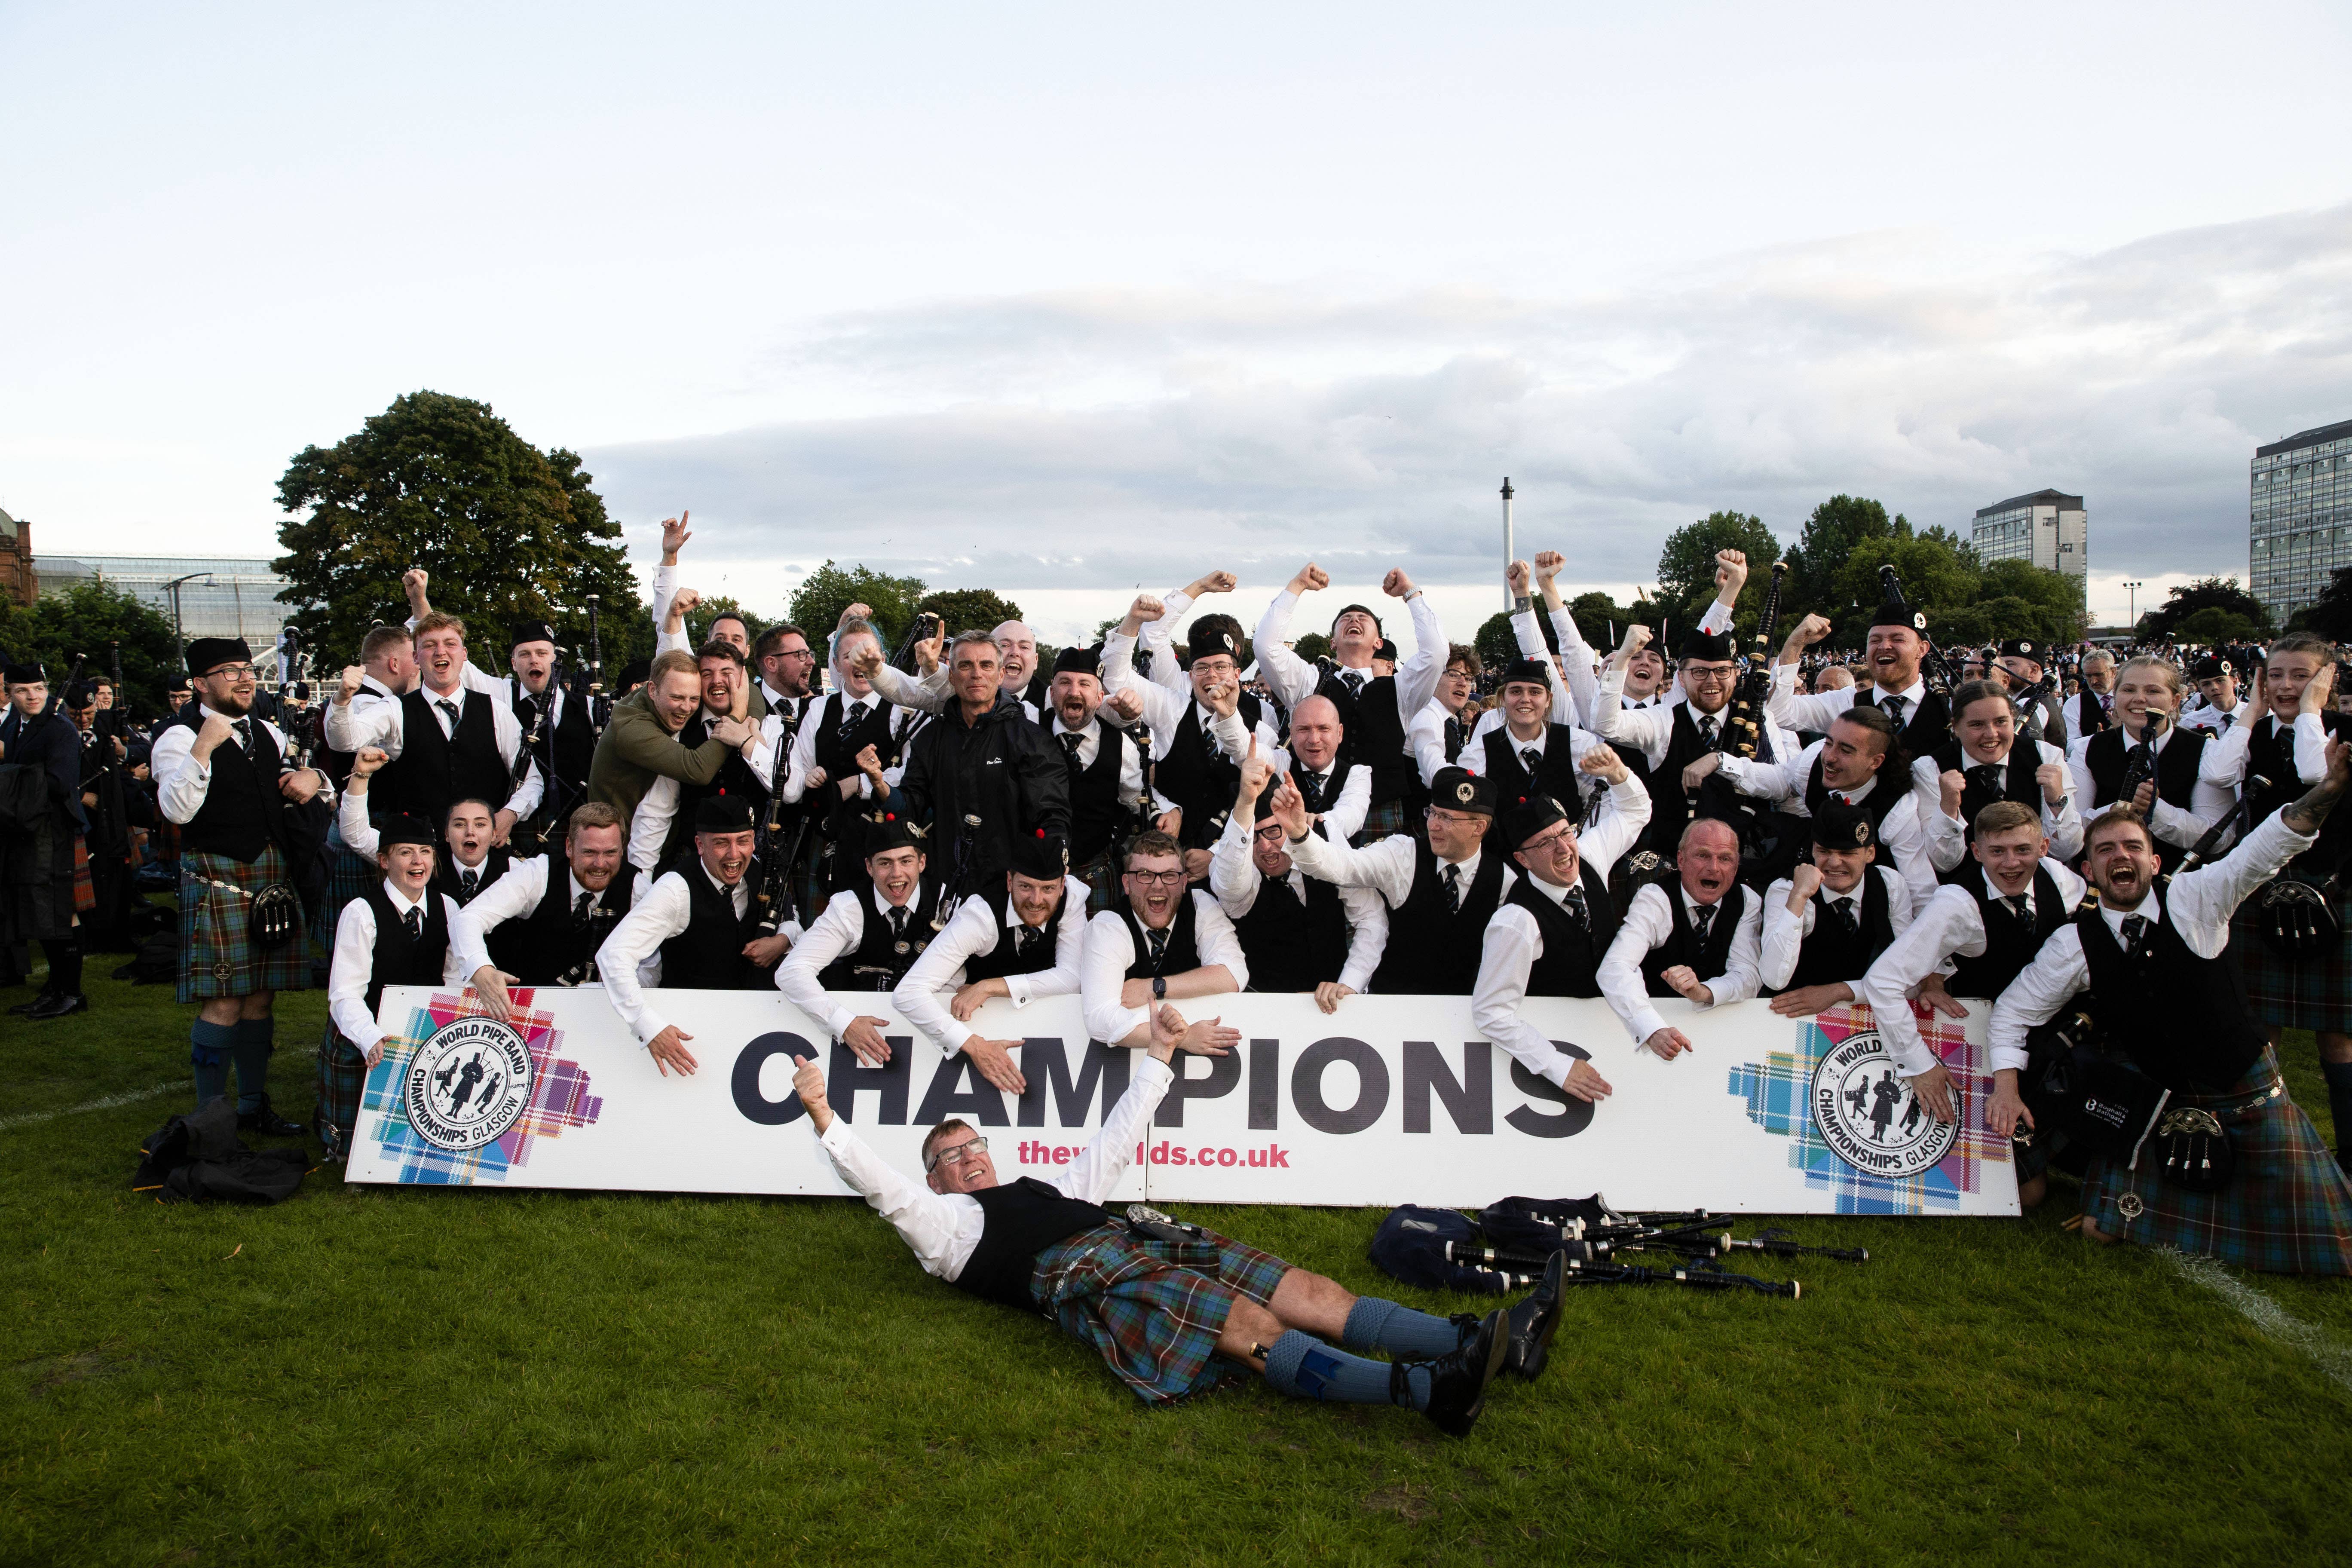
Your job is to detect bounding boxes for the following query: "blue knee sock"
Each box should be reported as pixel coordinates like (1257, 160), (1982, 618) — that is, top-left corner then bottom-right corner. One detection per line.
(190, 1020), (236, 1106)
(230, 1017), (275, 1112)
(2321, 1060), (2352, 1160)
(1261, 1329), (1428, 1408)
(1342, 1297), (1470, 1359)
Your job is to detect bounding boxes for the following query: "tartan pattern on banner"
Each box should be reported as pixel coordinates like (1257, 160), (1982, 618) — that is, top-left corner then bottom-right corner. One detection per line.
(2233, 905), (2352, 1032)
(358, 988), (606, 1184)
(1725, 1001), (2008, 1215)
(2077, 1048), (2352, 1276)
(1029, 1222), (1292, 1405)
(176, 847), (313, 1002)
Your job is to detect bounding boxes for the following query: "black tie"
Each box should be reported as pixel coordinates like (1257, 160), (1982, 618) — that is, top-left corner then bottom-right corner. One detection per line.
(231, 717), (253, 754)
(2004, 894), (2030, 927)
(888, 906), (908, 944)
(1880, 694), (1907, 726)
(1300, 771), (1324, 812)
(1442, 863), (1461, 913)
(1340, 671), (1364, 698)
(2121, 913), (2150, 957)
(571, 890), (595, 929)
(1691, 903), (1716, 943)
(1562, 885), (1588, 931)
(1697, 715), (1718, 749)
(837, 701), (867, 741)
(1828, 896), (1856, 936)
(1444, 717), (1464, 763)
(459, 867), (479, 898)
(1016, 925), (1039, 959)
(1520, 746), (1543, 780)
(1145, 927), (1169, 969)
(1059, 731), (1084, 763)
(404, 906), (423, 941)
(2218, 713), (2233, 733)
(1969, 763), (2003, 797)
(436, 698), (460, 733)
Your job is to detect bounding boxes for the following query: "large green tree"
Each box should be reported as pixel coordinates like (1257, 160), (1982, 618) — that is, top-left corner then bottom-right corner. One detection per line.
(1783, 495), (1900, 624)
(2289, 566), (2352, 641)
(2140, 577), (2273, 642)
(0, 579), (182, 717)
(273, 392), (641, 671)
(915, 588), (1024, 637)
(1655, 511), (1784, 638)
(788, 561), (928, 649)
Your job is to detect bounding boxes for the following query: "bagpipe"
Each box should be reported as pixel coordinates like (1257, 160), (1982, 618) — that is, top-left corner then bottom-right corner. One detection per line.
(1878, 564), (1967, 697)
(1715, 560), (1785, 767)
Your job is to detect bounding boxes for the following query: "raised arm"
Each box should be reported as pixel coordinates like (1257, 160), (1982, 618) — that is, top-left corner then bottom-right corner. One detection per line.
(1251, 564), (1328, 711)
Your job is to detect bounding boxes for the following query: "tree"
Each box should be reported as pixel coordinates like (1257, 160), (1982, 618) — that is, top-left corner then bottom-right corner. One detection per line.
(0, 579), (182, 716)
(2291, 566), (2352, 642)
(1827, 533), (1980, 651)
(1783, 496), (1898, 625)
(1291, 631), (1332, 665)
(2175, 606), (2260, 643)
(915, 588), (1024, 636)
(683, 594), (756, 649)
(2138, 577), (2273, 643)
(1656, 511), (1783, 636)
(1473, 613), (1518, 672)
(273, 391), (640, 670)
(788, 561), (928, 650)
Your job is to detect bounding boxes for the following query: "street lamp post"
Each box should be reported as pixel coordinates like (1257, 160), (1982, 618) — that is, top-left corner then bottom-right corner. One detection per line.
(2123, 580), (2145, 631)
(162, 571), (213, 653)
(1500, 478), (1515, 611)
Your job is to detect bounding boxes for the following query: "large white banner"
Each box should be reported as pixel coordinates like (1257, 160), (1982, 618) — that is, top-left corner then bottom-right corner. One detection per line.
(348, 985), (2017, 1216)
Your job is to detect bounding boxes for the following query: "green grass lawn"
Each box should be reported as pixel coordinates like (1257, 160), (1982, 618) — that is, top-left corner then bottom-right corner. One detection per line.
(4, 950), (2351, 1567)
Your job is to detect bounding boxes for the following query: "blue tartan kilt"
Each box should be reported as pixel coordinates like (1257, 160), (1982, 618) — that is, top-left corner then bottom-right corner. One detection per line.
(2077, 1048), (2352, 1276)
(2233, 904), (2352, 1032)
(1028, 1222), (1293, 1404)
(1070, 849), (1122, 915)
(177, 846), (315, 1003)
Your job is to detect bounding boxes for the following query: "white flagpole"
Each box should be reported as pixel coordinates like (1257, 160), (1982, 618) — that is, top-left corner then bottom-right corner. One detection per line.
(1501, 477), (1515, 611)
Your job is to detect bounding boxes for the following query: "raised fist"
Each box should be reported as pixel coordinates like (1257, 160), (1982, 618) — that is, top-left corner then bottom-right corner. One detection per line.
(1382, 569), (1415, 599)
(1289, 562), (1330, 596)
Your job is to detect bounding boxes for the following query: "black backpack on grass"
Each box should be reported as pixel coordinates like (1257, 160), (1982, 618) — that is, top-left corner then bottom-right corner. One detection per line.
(133, 1098), (306, 1205)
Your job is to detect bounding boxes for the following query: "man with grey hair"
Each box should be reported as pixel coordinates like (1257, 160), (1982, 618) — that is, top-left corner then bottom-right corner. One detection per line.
(882, 629), (1071, 899)
(2066, 650), (2119, 746)
(783, 610), (919, 894)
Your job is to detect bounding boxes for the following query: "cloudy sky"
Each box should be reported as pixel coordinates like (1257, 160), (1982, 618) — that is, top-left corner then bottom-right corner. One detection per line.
(6, 2), (2350, 644)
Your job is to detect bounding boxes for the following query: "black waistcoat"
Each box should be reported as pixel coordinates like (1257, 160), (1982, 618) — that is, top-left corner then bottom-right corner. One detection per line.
(358, 883), (451, 1017)
(1232, 867), (1352, 992)
(2075, 888), (2267, 1091)
(1117, 891), (1201, 980)
(511, 680), (596, 818)
(961, 881), (1066, 983)
(434, 846), (512, 907)
(375, 689), (508, 828)
(1316, 664), (1410, 805)
(1640, 699), (1743, 848)
(1481, 724), (1585, 813)
(1854, 687), (1948, 760)
(1929, 735), (2049, 862)
(1944, 858), (2067, 999)
(488, 855), (639, 986)
(1369, 843), (1506, 996)
(2244, 711), (2352, 881)
(816, 878), (943, 991)
(1057, 721), (1129, 864)
(1507, 861), (1620, 998)
(1152, 695), (1263, 851)
(1780, 867), (1896, 992)
(2085, 724), (2208, 871)
(812, 693), (904, 789)
(956, 1178), (1112, 1310)
(661, 709), (773, 869)
(656, 866), (769, 990)
(2073, 689), (2113, 740)
(170, 710), (291, 864)
(1638, 881), (1747, 997)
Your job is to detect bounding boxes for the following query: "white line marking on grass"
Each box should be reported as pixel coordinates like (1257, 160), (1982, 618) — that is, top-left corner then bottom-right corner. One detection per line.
(2164, 1247), (2352, 1396)
(0, 1081), (183, 1133)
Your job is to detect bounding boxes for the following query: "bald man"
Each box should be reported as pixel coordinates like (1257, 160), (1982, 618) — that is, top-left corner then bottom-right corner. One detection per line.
(1274, 694), (1372, 844)
(1596, 818), (1764, 1060)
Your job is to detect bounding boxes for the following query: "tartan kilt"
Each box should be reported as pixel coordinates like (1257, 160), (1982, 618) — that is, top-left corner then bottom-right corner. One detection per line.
(2233, 904), (2352, 1032)
(315, 1023), (370, 1154)
(1070, 848), (1122, 915)
(177, 845), (315, 1003)
(1028, 1221), (1292, 1405)
(1351, 798), (1410, 847)
(70, 836), (95, 914)
(2077, 1048), (2352, 1276)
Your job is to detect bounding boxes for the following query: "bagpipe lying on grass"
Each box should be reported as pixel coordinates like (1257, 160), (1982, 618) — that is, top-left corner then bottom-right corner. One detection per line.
(1370, 1194), (1868, 1301)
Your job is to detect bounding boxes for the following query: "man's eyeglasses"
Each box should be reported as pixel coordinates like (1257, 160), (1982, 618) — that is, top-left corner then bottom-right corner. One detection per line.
(1425, 807), (1480, 827)
(1253, 823), (1288, 844)
(201, 664), (260, 680)
(1127, 869), (1187, 886)
(1681, 665), (1738, 684)
(926, 1136), (989, 1173)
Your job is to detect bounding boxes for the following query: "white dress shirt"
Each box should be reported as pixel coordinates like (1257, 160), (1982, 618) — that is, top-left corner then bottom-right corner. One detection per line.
(1252, 587), (1447, 742)
(1767, 669), (1928, 739)
(1049, 714), (1147, 809)
(815, 1054), (1175, 1283)
(1596, 881), (1766, 1045)
(2065, 721), (2237, 851)
(328, 879), (494, 1054)
(1717, 739), (1939, 912)
(595, 863), (750, 1045)
(1856, 857), (2087, 1075)
(781, 690), (910, 804)
(1471, 868), (1615, 1088)
(1409, 697), (1477, 787)
(323, 681), (543, 819)
(444, 853), (659, 986)
(1206, 815), (1390, 992)
(892, 878), (1090, 1054)
(1579, 597), (1734, 725)
(1909, 747), (2083, 872)
(1284, 827), (1518, 915)
(1590, 684), (1797, 777)
(1079, 894), (1250, 1047)
(1098, 630), (1272, 812)
(2064, 689), (2117, 748)
(1505, 603), (1600, 729)
(1758, 866), (1916, 991)
(2199, 706), (2334, 792)
(151, 704), (305, 826)
(1273, 758), (1372, 843)
(776, 882), (927, 1041)
(1989, 811), (2313, 1072)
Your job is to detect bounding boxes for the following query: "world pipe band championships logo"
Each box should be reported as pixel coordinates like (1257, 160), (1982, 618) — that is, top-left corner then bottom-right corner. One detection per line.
(1809, 1027), (1957, 1179)
(404, 1016), (536, 1152)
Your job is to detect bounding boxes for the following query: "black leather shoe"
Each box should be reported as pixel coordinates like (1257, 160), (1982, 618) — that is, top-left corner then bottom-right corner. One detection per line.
(8, 992), (55, 1017)
(1504, 1250), (1567, 1381)
(237, 1093), (307, 1139)
(25, 991), (88, 1021)
(1408, 1306), (1509, 1437)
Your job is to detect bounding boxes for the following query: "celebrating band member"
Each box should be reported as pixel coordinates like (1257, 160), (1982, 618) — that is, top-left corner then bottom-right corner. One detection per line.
(1917, 680), (2082, 873)
(1771, 581), (1948, 762)
(1080, 829), (1246, 1048)
(1040, 646), (1148, 910)
(585, 649), (757, 833)
(2181, 655), (2243, 734)
(1469, 760), (1652, 1096)
(340, 750), (510, 906)
(777, 812), (942, 1066)
(151, 638), (332, 1133)
(446, 802), (645, 989)
(1596, 818), (1764, 1059)
(2065, 655), (2231, 874)
(892, 831), (1087, 1093)
(326, 613), (542, 839)
(1102, 598), (1277, 868)
(626, 640), (778, 873)
(1214, 749), (1391, 1008)
(1693, 704), (1938, 910)
(2064, 651), (2118, 745)
(781, 616), (916, 889)
(1990, 744), (2352, 1273)
(1757, 803), (1914, 1017)
(1409, 645), (1483, 787)
(505, 620), (596, 841)
(788, 1011), (1539, 1433)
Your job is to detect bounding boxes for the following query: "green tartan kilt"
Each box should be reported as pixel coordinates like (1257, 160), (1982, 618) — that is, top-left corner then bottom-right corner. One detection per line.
(2233, 903), (2352, 1032)
(1029, 1222), (1292, 1405)
(1070, 849), (1122, 915)
(1351, 798), (1411, 846)
(177, 846), (314, 1003)
(2077, 1048), (2352, 1276)
(315, 1024), (370, 1156)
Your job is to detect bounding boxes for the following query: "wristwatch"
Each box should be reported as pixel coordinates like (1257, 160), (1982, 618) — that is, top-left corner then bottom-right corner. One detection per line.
(1152, 976), (1167, 1000)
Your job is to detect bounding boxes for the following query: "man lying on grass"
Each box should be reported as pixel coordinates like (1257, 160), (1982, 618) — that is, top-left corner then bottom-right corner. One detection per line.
(787, 1007), (1564, 1436)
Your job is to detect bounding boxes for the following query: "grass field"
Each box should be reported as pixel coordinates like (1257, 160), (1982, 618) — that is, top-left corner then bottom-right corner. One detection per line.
(5, 950), (2352, 1567)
